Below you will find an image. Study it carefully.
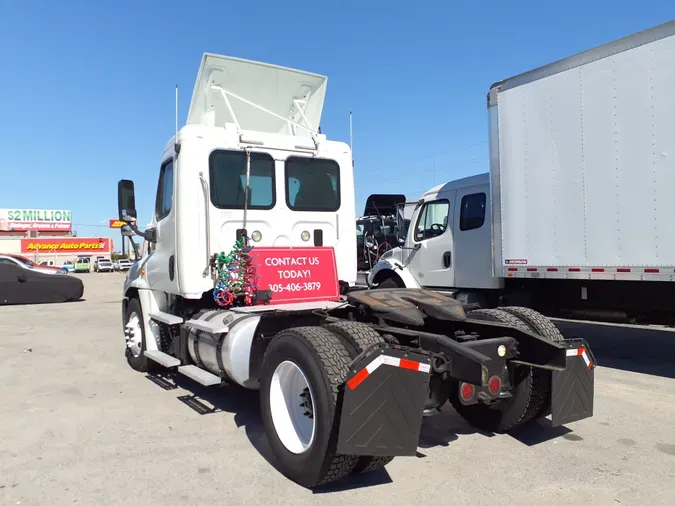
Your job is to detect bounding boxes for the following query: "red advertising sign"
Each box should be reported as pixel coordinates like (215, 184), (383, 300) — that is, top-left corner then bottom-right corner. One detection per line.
(109, 220), (126, 229)
(252, 246), (340, 304)
(21, 237), (113, 254)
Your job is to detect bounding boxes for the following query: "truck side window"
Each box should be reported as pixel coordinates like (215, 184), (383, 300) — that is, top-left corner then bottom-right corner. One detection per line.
(459, 193), (486, 231)
(155, 159), (174, 221)
(209, 150), (275, 209)
(414, 199), (449, 241)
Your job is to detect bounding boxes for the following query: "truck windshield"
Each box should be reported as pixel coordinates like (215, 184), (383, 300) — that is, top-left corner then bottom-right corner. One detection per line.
(285, 157), (340, 212)
(209, 150), (275, 209)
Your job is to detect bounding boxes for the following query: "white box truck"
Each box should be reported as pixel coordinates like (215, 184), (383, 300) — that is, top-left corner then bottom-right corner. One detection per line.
(368, 20), (675, 325)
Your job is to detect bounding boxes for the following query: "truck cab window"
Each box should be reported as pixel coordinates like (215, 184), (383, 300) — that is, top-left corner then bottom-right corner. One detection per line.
(155, 159), (174, 220)
(285, 157), (340, 211)
(414, 199), (449, 241)
(459, 193), (486, 231)
(209, 150), (275, 209)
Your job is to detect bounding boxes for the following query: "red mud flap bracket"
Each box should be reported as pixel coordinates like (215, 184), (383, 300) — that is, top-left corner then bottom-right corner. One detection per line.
(336, 346), (431, 457)
(550, 338), (596, 427)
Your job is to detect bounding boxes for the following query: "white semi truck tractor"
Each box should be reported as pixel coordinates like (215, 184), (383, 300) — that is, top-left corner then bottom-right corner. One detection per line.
(368, 20), (675, 326)
(118, 53), (596, 488)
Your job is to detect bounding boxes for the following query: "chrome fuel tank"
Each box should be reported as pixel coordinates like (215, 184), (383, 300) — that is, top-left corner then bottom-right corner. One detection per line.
(186, 310), (262, 389)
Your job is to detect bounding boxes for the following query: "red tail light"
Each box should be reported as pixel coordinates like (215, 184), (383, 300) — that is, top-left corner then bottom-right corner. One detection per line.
(488, 376), (502, 394)
(460, 382), (475, 401)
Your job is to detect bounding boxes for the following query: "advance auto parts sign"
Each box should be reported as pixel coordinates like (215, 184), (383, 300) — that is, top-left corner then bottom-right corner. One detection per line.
(252, 247), (340, 304)
(0, 209), (72, 232)
(21, 237), (112, 254)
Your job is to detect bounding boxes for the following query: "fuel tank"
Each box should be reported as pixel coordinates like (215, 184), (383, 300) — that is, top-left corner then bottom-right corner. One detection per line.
(186, 310), (262, 389)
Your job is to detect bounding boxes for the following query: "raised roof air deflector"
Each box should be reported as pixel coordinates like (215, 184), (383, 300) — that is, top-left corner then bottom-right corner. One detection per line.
(186, 53), (327, 137)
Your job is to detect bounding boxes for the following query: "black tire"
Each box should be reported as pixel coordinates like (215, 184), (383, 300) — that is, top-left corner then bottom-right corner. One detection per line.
(259, 326), (359, 488)
(376, 277), (402, 288)
(499, 306), (564, 342)
(499, 306), (563, 417)
(323, 321), (395, 474)
(448, 308), (549, 432)
(124, 298), (157, 373)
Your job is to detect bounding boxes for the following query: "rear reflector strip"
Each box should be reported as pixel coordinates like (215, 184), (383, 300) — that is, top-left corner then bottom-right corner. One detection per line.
(527, 268), (537, 272)
(508, 267), (517, 272)
(645, 268), (659, 273)
(347, 354), (431, 390)
(569, 268), (581, 272)
(547, 267), (558, 272)
(566, 347), (593, 369)
(617, 268), (631, 273)
(592, 268), (605, 272)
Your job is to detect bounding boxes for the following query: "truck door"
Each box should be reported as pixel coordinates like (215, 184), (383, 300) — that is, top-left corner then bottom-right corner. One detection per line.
(453, 185), (496, 289)
(145, 158), (179, 294)
(407, 192), (455, 288)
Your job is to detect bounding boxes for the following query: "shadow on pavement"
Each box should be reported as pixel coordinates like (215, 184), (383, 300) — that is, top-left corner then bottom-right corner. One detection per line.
(553, 319), (675, 379)
(145, 373), (393, 492)
(146, 371), (580, 486)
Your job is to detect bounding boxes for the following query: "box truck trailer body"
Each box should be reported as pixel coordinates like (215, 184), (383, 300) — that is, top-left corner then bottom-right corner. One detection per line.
(490, 20), (675, 281)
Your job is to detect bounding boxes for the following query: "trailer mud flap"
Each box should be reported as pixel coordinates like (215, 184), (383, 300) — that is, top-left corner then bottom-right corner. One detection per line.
(551, 338), (596, 427)
(337, 347), (431, 457)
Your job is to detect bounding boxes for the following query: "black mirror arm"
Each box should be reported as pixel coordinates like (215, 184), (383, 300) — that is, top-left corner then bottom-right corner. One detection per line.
(123, 220), (156, 243)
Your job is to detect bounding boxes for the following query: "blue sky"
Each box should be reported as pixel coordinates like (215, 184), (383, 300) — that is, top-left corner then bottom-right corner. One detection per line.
(0, 1), (672, 250)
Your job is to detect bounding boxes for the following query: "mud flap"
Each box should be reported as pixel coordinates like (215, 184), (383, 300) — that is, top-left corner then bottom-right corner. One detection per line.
(550, 338), (596, 427)
(336, 346), (431, 457)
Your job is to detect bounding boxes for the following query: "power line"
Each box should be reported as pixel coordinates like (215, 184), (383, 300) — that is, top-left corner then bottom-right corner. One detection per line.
(355, 155), (488, 189)
(357, 141), (488, 174)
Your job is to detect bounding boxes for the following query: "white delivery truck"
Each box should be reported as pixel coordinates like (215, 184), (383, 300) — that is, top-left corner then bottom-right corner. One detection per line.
(368, 20), (675, 325)
(117, 53), (596, 488)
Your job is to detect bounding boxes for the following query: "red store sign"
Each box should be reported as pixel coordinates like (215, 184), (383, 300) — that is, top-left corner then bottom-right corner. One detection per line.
(21, 237), (113, 254)
(251, 246), (340, 304)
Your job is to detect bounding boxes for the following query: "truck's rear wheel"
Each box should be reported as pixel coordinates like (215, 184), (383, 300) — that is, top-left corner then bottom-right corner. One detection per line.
(499, 306), (563, 418)
(124, 298), (156, 373)
(259, 326), (358, 488)
(323, 321), (395, 474)
(448, 308), (549, 432)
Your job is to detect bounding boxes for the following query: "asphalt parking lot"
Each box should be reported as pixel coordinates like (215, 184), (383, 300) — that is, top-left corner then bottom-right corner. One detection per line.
(2, 274), (675, 505)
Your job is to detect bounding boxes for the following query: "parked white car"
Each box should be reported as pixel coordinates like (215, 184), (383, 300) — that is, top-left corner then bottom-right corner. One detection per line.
(115, 259), (132, 271)
(94, 258), (114, 273)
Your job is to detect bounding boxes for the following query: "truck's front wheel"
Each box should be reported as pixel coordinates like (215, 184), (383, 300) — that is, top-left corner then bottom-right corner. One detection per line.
(124, 298), (155, 373)
(259, 326), (358, 488)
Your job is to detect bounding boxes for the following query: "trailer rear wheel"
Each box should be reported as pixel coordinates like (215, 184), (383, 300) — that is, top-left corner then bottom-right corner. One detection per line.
(449, 308), (549, 432)
(259, 326), (358, 488)
(499, 306), (564, 418)
(324, 321), (395, 474)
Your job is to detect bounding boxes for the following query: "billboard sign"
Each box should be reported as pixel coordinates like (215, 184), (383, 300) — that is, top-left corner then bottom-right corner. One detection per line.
(20, 237), (112, 255)
(109, 219), (126, 229)
(0, 209), (72, 232)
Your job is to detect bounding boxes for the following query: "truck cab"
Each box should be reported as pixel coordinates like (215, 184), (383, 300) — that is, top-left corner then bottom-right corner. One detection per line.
(367, 173), (502, 294)
(123, 54), (356, 304)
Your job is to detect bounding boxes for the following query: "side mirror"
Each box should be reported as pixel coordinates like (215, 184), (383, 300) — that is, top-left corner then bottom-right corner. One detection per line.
(118, 179), (137, 221)
(145, 227), (157, 243)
